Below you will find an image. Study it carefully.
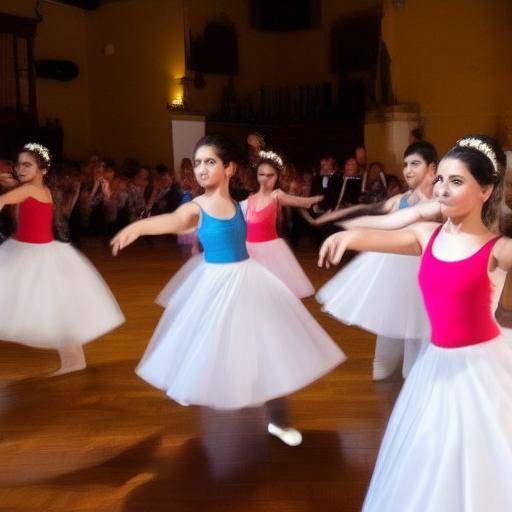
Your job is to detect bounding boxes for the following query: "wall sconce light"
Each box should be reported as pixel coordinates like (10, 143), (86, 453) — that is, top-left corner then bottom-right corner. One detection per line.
(167, 75), (189, 112)
(167, 95), (185, 113)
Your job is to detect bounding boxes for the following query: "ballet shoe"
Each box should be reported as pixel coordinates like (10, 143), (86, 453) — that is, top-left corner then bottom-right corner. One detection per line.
(48, 360), (87, 377)
(267, 422), (303, 446)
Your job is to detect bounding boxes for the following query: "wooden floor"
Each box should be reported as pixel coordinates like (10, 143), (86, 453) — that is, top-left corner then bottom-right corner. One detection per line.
(0, 237), (402, 512)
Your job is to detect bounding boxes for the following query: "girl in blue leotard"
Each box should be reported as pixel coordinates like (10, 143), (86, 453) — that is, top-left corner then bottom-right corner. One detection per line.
(111, 135), (345, 446)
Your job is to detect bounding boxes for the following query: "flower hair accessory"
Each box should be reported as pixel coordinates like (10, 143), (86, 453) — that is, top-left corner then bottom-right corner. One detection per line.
(258, 150), (284, 170)
(456, 137), (498, 176)
(23, 142), (51, 166)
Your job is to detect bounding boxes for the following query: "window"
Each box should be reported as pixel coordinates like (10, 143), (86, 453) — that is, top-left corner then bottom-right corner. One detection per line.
(0, 13), (37, 121)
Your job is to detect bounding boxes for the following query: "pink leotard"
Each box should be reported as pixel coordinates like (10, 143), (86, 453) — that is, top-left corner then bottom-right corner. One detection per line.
(418, 226), (500, 348)
(245, 194), (279, 243)
(14, 197), (54, 244)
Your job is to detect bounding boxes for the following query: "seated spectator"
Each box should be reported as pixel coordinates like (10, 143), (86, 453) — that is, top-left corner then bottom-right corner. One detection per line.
(145, 164), (181, 216)
(56, 164), (83, 218)
(360, 161), (388, 204)
(127, 165), (151, 221)
(355, 145), (368, 176)
(77, 159), (118, 234)
(119, 157), (140, 178)
(177, 157), (193, 185)
(284, 174), (316, 248)
(179, 158), (202, 205)
(301, 169), (313, 196)
(78, 159), (105, 231)
(311, 154), (342, 214)
(58, 167), (84, 243)
(177, 158), (202, 258)
(334, 156), (362, 209)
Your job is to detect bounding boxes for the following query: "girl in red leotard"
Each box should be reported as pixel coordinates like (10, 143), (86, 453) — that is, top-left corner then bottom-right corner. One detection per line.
(0, 143), (124, 376)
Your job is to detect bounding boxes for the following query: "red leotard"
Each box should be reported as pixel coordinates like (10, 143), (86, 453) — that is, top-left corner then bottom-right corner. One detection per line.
(14, 197), (54, 244)
(245, 195), (279, 243)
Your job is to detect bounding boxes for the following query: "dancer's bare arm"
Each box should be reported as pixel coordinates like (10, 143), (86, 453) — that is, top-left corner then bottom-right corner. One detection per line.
(303, 195), (400, 226)
(318, 222), (439, 269)
(111, 202), (199, 255)
(340, 200), (442, 230)
(0, 184), (44, 209)
(275, 189), (323, 209)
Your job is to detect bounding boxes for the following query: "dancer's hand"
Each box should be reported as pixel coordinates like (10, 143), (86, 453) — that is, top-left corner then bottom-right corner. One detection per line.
(111, 223), (141, 255)
(0, 172), (17, 190)
(318, 232), (353, 268)
(308, 195), (324, 208)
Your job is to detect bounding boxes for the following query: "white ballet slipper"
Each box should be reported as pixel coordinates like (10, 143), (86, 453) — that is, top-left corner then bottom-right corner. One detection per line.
(267, 422), (303, 446)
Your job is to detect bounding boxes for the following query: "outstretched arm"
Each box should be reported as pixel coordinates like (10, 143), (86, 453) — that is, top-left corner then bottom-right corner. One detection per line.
(0, 184), (38, 209)
(340, 199), (442, 230)
(275, 189), (323, 209)
(318, 223), (435, 269)
(111, 201), (199, 255)
(302, 194), (400, 226)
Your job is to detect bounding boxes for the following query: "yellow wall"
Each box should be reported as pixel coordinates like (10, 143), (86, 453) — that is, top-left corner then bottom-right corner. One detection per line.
(86, 0), (379, 165)
(35, 1), (90, 159)
(86, 0), (185, 166)
(4, 0), (512, 164)
(185, 0), (380, 116)
(382, 0), (512, 154)
(0, 0), (91, 159)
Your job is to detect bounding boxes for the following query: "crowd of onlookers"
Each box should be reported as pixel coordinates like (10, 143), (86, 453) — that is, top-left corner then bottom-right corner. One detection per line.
(0, 132), (409, 248)
(232, 132), (406, 207)
(0, 155), (188, 243)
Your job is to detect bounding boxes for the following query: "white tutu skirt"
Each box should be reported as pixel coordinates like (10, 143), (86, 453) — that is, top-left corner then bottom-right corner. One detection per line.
(317, 252), (430, 340)
(0, 239), (125, 349)
(155, 253), (203, 307)
(246, 238), (314, 298)
(138, 257), (345, 409)
(363, 335), (512, 512)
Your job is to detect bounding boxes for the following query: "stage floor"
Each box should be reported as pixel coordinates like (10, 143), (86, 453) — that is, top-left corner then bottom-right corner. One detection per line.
(0, 237), (402, 512)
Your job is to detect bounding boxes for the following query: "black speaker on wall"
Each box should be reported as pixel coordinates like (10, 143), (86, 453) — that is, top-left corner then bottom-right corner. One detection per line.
(330, 15), (381, 73)
(188, 20), (238, 75)
(251, 0), (320, 31)
(35, 60), (79, 82)
(56, 0), (99, 10)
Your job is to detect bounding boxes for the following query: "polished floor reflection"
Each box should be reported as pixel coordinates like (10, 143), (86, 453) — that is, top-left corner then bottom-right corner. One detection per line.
(0, 237), (402, 512)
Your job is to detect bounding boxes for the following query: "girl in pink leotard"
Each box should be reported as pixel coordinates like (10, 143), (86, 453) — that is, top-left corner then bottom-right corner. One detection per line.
(320, 135), (512, 512)
(241, 150), (323, 298)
